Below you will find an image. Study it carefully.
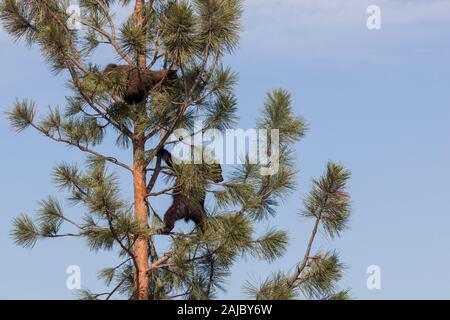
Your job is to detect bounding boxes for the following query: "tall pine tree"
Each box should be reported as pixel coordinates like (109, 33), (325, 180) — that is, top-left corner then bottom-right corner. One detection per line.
(1, 0), (352, 300)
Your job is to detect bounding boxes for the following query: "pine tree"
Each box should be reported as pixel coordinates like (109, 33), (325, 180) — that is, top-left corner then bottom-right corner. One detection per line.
(1, 0), (353, 300)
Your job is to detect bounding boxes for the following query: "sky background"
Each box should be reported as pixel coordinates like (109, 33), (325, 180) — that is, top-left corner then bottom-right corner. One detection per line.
(1, 0), (450, 299)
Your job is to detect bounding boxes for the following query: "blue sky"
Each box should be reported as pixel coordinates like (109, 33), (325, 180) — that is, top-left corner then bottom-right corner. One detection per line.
(1, 0), (450, 299)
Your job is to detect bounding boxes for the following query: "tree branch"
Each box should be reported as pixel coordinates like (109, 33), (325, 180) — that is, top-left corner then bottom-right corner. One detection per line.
(147, 252), (172, 272)
(287, 195), (329, 288)
(30, 123), (133, 172)
(94, 0), (135, 65)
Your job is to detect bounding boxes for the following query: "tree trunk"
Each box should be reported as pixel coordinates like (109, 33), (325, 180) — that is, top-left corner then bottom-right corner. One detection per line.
(134, 0), (147, 68)
(132, 0), (149, 301)
(133, 137), (150, 300)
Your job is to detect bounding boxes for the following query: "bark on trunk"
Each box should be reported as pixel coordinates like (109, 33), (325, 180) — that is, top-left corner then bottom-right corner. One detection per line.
(132, 0), (149, 301)
(133, 138), (150, 300)
(134, 0), (147, 68)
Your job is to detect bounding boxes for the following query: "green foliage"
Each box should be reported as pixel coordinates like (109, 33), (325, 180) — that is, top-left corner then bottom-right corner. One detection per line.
(11, 214), (40, 248)
(84, 225), (116, 252)
(2, 0), (353, 300)
(298, 251), (345, 299)
(37, 197), (64, 237)
(245, 163), (352, 300)
(244, 273), (296, 300)
(258, 89), (308, 145)
(159, 1), (199, 64)
(0, 0), (38, 45)
(325, 289), (352, 300)
(194, 0), (242, 54)
(5, 99), (36, 132)
(251, 229), (289, 262)
(302, 162), (351, 239)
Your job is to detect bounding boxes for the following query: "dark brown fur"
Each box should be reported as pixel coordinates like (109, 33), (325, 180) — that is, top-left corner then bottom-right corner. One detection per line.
(157, 148), (223, 235)
(103, 64), (177, 104)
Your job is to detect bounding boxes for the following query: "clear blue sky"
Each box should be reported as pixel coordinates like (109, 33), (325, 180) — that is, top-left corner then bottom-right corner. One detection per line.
(1, 0), (450, 299)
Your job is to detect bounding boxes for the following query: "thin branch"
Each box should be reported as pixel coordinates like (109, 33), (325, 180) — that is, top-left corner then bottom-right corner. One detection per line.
(103, 209), (137, 265)
(94, 0), (135, 65)
(287, 195), (329, 288)
(66, 66), (134, 138)
(146, 185), (177, 198)
(147, 252), (173, 272)
(146, 152), (162, 192)
(106, 275), (129, 300)
(30, 123), (133, 172)
(47, 233), (81, 238)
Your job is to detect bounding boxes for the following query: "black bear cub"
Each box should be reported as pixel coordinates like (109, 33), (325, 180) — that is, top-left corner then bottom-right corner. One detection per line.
(103, 64), (177, 104)
(157, 148), (223, 235)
